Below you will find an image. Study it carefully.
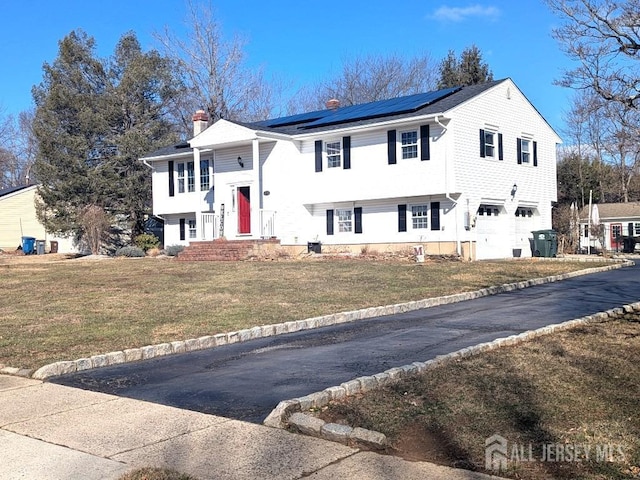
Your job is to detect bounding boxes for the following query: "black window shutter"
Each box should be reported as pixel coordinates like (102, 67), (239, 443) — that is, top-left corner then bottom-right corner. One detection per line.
(315, 140), (323, 172)
(479, 129), (486, 158)
(387, 130), (397, 164)
(420, 125), (430, 160)
(533, 141), (538, 167)
(629, 222), (634, 236)
(354, 207), (363, 234)
(343, 136), (351, 169)
(498, 133), (503, 161)
(398, 204), (407, 232)
(430, 202), (441, 231)
(326, 209), (334, 235)
(179, 218), (185, 241)
(517, 138), (522, 165)
(168, 160), (175, 197)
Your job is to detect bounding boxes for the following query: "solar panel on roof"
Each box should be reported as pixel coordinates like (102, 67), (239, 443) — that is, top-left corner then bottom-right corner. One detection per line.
(259, 109), (330, 128)
(300, 86), (461, 129)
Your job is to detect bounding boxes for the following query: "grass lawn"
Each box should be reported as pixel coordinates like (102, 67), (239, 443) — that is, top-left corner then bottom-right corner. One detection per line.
(0, 254), (609, 371)
(317, 318), (640, 480)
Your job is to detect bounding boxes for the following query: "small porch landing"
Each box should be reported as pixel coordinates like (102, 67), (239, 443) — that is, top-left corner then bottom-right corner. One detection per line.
(176, 238), (280, 261)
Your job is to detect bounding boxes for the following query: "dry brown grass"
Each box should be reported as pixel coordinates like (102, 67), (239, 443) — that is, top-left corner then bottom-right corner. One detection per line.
(0, 254), (609, 370)
(318, 319), (640, 480)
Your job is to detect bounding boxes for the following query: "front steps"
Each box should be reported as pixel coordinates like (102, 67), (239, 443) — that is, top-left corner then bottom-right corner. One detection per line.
(176, 238), (280, 261)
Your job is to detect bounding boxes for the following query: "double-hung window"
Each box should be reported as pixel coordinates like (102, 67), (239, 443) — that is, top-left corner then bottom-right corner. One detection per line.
(483, 131), (495, 158)
(401, 130), (418, 159)
(411, 205), (428, 229)
(337, 209), (352, 232)
(177, 163), (185, 193)
(520, 139), (531, 164)
(326, 141), (341, 168)
(200, 159), (210, 190)
(187, 161), (195, 192)
(188, 219), (197, 239)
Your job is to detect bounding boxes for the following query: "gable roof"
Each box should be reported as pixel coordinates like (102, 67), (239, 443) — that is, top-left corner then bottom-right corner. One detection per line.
(0, 184), (36, 199)
(249, 80), (506, 135)
(579, 202), (640, 221)
(142, 140), (192, 160)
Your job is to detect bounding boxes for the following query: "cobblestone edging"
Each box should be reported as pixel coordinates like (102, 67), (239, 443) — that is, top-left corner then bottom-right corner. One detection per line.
(26, 259), (633, 380)
(265, 301), (640, 449)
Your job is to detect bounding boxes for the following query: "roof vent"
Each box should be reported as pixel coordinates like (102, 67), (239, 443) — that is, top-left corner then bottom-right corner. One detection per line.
(325, 98), (340, 110)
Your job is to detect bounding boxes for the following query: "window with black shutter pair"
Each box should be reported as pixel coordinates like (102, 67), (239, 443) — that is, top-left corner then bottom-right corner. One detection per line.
(479, 129), (503, 160)
(517, 138), (538, 166)
(398, 202), (440, 231)
(387, 125), (430, 164)
(315, 137), (351, 172)
(326, 207), (362, 234)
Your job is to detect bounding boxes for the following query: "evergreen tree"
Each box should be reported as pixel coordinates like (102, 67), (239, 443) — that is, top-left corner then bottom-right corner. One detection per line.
(437, 45), (493, 89)
(32, 30), (180, 244)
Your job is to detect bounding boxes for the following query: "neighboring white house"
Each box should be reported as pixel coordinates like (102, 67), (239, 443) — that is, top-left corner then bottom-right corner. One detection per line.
(0, 184), (76, 253)
(579, 202), (640, 253)
(141, 78), (560, 260)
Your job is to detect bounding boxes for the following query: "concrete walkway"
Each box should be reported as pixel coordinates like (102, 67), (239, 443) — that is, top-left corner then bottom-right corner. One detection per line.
(0, 375), (502, 480)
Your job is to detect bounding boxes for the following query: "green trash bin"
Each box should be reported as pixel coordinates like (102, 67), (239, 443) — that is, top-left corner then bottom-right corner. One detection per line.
(531, 230), (558, 257)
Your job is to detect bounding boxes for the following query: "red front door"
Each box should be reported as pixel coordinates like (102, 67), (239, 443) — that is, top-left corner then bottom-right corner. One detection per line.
(237, 186), (251, 234)
(610, 223), (622, 251)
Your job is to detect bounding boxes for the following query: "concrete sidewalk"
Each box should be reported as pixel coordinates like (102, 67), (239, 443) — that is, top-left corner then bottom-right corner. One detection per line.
(0, 375), (502, 480)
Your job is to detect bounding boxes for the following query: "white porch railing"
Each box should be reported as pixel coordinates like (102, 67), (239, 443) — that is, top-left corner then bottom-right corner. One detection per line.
(260, 209), (276, 239)
(201, 213), (220, 240)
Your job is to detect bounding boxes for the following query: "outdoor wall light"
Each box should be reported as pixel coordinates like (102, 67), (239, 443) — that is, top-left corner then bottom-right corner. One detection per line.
(511, 183), (518, 197)
(237, 156), (244, 168)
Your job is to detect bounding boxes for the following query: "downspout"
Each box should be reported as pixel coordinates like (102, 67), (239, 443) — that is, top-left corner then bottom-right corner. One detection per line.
(434, 116), (461, 256)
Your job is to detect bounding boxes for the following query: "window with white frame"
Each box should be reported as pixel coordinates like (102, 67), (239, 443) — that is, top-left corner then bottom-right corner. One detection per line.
(188, 219), (197, 239)
(483, 131), (495, 158)
(411, 205), (428, 229)
(635, 223), (640, 235)
(337, 209), (352, 232)
(177, 163), (185, 193)
(520, 139), (531, 164)
(401, 130), (418, 159)
(326, 141), (341, 168)
(200, 159), (210, 190)
(187, 161), (195, 192)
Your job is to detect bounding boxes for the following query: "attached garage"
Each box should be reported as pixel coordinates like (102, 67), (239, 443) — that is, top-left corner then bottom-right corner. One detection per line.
(475, 203), (509, 260)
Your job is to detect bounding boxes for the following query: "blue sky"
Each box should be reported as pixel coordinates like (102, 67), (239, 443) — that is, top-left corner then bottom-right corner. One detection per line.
(0, 1), (573, 135)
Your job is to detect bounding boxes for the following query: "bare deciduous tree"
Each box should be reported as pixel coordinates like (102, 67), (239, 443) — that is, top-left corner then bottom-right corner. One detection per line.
(0, 109), (36, 188)
(79, 204), (112, 255)
(290, 53), (438, 113)
(155, 1), (281, 131)
(547, 0), (640, 109)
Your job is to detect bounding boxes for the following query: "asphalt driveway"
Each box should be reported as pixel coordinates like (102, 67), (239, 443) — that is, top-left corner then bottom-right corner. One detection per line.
(52, 261), (640, 424)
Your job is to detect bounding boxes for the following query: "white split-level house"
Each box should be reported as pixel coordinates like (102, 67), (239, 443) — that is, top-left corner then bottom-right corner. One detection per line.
(141, 78), (561, 260)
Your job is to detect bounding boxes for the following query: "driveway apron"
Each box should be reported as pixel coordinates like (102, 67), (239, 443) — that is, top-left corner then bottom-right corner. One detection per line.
(52, 262), (640, 423)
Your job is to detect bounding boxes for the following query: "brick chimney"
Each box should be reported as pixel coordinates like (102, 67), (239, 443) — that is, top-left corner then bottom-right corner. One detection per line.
(326, 98), (340, 110)
(192, 109), (209, 136)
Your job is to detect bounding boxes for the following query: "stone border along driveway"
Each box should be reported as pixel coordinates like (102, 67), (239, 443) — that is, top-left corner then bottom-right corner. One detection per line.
(7, 257), (630, 380)
(270, 301), (640, 449)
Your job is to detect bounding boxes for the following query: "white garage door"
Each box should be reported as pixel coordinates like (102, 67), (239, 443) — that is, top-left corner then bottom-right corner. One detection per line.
(514, 207), (536, 257)
(475, 204), (508, 260)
